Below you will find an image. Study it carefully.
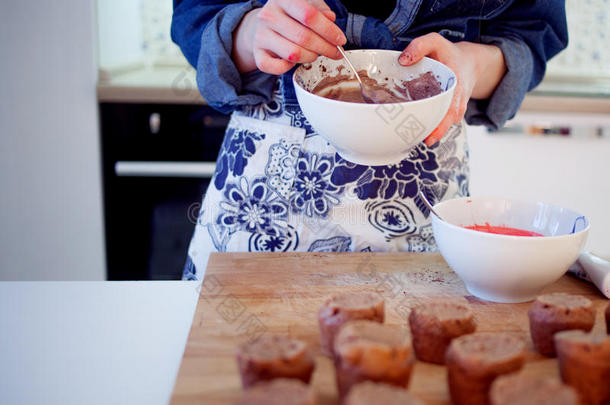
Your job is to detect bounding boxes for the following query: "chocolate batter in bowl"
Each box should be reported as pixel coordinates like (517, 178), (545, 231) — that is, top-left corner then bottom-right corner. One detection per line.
(292, 50), (456, 165)
(311, 70), (443, 104)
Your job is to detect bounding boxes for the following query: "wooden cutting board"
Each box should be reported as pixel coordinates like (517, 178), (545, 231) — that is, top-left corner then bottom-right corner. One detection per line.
(171, 252), (608, 405)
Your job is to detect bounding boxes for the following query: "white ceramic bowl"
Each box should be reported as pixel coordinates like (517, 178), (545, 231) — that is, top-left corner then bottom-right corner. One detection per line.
(293, 50), (456, 165)
(430, 197), (590, 303)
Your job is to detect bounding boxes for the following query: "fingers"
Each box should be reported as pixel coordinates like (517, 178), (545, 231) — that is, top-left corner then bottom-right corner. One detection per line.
(257, 28), (319, 63)
(424, 115), (453, 147)
(451, 82), (468, 122)
(260, 6), (341, 59)
(252, 0), (345, 74)
(397, 32), (469, 146)
(321, 9), (336, 22)
(254, 48), (296, 75)
(424, 87), (466, 146)
(398, 32), (447, 66)
(277, 0), (346, 46)
(307, 0), (336, 21)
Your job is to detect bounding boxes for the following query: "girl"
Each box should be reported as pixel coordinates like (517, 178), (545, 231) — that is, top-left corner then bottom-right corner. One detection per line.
(171, 0), (568, 279)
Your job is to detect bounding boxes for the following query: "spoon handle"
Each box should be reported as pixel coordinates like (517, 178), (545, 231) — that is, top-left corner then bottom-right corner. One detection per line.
(336, 46), (364, 87)
(419, 190), (442, 219)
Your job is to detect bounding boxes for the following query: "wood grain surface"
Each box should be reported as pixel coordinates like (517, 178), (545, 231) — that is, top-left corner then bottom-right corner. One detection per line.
(171, 252), (608, 405)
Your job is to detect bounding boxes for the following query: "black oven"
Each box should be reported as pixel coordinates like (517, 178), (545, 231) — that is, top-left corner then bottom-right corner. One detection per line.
(100, 103), (228, 280)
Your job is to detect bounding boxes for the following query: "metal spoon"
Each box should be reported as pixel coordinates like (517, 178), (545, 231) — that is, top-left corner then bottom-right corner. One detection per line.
(335, 46), (377, 104)
(419, 190), (444, 221)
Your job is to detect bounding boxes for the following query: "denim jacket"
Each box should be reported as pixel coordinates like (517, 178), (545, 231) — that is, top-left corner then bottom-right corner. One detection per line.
(171, 0), (567, 129)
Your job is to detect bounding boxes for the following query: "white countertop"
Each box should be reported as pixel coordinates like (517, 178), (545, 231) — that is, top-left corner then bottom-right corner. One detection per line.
(97, 65), (205, 104)
(0, 281), (200, 405)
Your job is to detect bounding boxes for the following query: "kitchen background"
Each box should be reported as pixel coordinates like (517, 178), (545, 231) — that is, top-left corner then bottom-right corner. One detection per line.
(1, 0), (609, 280)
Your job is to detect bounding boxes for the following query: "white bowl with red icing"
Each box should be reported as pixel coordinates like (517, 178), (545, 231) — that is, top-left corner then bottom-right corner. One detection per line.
(430, 196), (590, 303)
(293, 50), (456, 165)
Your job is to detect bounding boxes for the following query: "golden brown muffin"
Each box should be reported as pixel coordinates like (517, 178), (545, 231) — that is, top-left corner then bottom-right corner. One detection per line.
(233, 379), (316, 405)
(236, 335), (315, 389)
(490, 373), (578, 405)
(333, 320), (414, 400)
(605, 302), (610, 334)
(528, 293), (595, 357)
(555, 330), (610, 405)
(409, 300), (476, 364)
(318, 292), (384, 356)
(446, 332), (526, 405)
(344, 381), (424, 405)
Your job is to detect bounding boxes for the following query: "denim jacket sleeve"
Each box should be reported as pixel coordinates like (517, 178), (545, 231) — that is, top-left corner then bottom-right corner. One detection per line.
(171, 0), (277, 114)
(172, 0), (568, 125)
(465, 0), (568, 129)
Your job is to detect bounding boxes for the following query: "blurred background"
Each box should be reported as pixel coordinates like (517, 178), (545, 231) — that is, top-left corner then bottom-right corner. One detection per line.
(1, 0), (609, 281)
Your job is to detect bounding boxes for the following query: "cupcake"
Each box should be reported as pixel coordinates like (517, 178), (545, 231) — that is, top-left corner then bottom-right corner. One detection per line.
(344, 381), (424, 405)
(408, 299), (476, 364)
(555, 330), (610, 405)
(333, 320), (414, 399)
(236, 334), (315, 389)
(490, 373), (578, 405)
(318, 292), (384, 356)
(446, 332), (526, 405)
(233, 378), (316, 405)
(528, 293), (595, 356)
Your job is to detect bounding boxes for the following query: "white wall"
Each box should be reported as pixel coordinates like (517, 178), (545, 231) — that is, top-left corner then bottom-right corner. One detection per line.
(0, 1), (106, 280)
(468, 115), (610, 258)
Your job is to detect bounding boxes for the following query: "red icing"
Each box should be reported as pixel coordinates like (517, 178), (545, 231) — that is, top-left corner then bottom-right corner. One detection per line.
(464, 223), (543, 237)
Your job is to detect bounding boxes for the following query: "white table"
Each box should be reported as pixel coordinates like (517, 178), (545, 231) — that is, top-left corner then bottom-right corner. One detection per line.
(0, 281), (200, 405)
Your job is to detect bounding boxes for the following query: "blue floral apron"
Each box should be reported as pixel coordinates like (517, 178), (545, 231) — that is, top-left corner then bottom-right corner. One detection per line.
(183, 80), (469, 280)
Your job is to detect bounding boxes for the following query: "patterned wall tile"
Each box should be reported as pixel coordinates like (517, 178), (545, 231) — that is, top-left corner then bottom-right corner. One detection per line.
(141, 0), (188, 66)
(138, 0), (609, 77)
(546, 0), (610, 78)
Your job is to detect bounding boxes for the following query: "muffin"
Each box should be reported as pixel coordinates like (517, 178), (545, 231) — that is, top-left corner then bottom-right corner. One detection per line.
(236, 334), (315, 389)
(555, 330), (610, 405)
(528, 293), (595, 356)
(344, 381), (424, 405)
(318, 292), (384, 356)
(490, 373), (578, 405)
(605, 301), (609, 334)
(233, 378), (316, 405)
(446, 332), (526, 405)
(333, 320), (414, 399)
(408, 299), (476, 364)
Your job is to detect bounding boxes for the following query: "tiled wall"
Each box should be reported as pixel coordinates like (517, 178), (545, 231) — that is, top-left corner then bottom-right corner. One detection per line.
(140, 0), (185, 66)
(139, 0), (609, 78)
(546, 0), (609, 78)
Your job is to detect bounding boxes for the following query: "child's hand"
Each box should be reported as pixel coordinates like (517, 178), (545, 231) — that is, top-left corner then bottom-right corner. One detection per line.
(399, 33), (476, 147)
(399, 33), (505, 146)
(233, 0), (347, 75)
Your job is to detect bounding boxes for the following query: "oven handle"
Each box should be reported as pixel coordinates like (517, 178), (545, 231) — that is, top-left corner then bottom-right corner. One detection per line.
(115, 161), (216, 178)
